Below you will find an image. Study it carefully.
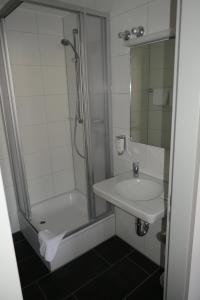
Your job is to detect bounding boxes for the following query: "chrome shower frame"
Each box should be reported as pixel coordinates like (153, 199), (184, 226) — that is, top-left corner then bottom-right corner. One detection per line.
(0, 0), (113, 231)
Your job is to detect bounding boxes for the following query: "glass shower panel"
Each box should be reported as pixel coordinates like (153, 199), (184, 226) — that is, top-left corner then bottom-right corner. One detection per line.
(85, 15), (110, 217)
(4, 6), (77, 208)
(0, 21), (30, 217)
(3, 4), (91, 235)
(63, 14), (87, 196)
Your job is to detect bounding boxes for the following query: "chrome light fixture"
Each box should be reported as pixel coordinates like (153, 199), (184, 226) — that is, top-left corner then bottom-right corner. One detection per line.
(118, 30), (131, 41)
(131, 26), (145, 37)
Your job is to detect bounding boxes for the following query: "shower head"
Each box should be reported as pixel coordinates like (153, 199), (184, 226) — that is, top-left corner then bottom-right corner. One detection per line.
(61, 38), (79, 60)
(61, 39), (70, 46)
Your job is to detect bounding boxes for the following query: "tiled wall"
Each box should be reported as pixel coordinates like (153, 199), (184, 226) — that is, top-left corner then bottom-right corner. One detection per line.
(110, 0), (174, 264)
(0, 7), (79, 232)
(5, 7), (75, 206)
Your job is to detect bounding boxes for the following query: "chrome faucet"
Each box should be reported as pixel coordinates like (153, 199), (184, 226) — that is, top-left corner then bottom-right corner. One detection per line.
(133, 161), (139, 177)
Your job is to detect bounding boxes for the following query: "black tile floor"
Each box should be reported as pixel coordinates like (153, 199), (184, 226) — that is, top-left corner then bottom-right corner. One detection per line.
(13, 232), (163, 300)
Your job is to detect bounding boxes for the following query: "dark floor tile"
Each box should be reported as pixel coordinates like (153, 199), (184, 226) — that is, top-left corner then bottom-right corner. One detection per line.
(126, 270), (163, 300)
(128, 250), (159, 274)
(13, 231), (25, 244)
(22, 283), (46, 300)
(38, 250), (109, 300)
(94, 236), (133, 264)
(14, 239), (36, 263)
(75, 257), (148, 300)
(18, 255), (49, 287)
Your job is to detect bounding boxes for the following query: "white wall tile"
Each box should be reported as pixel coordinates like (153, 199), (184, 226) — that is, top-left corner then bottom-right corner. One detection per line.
(42, 66), (67, 95)
(16, 96), (46, 126)
(112, 94), (130, 129)
(36, 13), (63, 36)
(5, 9), (37, 33)
(12, 66), (43, 97)
(39, 34), (65, 66)
(111, 55), (130, 93)
(47, 121), (71, 147)
(21, 125), (49, 154)
(73, 151), (87, 194)
(28, 175), (54, 205)
(127, 141), (147, 171)
(145, 145), (165, 179)
(45, 94), (69, 122)
(113, 154), (131, 176)
(148, 0), (171, 34)
(53, 170), (75, 194)
(50, 146), (73, 173)
(7, 31), (40, 65)
(24, 152), (51, 180)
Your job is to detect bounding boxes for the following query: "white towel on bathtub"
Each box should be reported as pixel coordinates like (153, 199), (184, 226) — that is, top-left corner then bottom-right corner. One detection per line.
(38, 230), (66, 262)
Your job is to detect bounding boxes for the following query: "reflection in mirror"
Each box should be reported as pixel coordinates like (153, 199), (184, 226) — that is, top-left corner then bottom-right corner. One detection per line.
(130, 39), (175, 149)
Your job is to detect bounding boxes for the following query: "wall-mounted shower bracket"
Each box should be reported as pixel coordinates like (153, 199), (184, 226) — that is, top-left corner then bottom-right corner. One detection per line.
(136, 218), (149, 236)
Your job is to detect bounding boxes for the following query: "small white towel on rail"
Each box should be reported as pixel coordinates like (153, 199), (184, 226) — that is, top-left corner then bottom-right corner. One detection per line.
(38, 230), (66, 262)
(153, 88), (170, 106)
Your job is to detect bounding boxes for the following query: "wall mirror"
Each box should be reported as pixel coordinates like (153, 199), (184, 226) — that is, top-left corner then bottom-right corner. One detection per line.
(130, 39), (175, 149)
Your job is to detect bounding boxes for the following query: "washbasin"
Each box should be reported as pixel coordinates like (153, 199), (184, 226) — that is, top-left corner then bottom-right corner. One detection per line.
(115, 178), (163, 201)
(93, 171), (165, 223)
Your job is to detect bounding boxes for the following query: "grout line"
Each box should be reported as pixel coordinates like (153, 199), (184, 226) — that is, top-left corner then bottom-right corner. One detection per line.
(126, 256), (150, 276)
(92, 249), (112, 266)
(21, 264), (50, 290)
(126, 255), (159, 276)
(124, 268), (161, 299)
(36, 282), (48, 300)
(20, 241), (160, 300)
(62, 250), (136, 299)
(23, 242), (133, 296)
(67, 250), (154, 300)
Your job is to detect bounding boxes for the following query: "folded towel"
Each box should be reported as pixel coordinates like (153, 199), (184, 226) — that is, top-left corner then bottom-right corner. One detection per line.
(153, 88), (169, 106)
(38, 230), (66, 262)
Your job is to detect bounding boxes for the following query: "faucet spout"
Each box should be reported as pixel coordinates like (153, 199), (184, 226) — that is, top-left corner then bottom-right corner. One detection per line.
(133, 161), (139, 177)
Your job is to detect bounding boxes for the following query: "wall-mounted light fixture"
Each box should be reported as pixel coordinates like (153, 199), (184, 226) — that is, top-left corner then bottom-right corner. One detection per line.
(131, 26), (144, 38)
(118, 26), (144, 41)
(118, 30), (131, 41)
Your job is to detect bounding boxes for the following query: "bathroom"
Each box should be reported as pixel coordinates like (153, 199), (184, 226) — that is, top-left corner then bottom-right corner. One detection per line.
(0, 0), (200, 299)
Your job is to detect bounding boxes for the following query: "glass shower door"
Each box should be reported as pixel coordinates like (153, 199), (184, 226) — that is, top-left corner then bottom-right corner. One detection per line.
(85, 14), (112, 218)
(0, 21), (31, 219)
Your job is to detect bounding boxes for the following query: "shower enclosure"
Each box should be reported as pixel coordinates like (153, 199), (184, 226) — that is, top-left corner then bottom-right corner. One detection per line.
(0, 0), (114, 270)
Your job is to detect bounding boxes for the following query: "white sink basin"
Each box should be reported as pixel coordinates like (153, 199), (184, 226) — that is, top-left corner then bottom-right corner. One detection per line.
(115, 178), (163, 201)
(93, 172), (165, 223)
